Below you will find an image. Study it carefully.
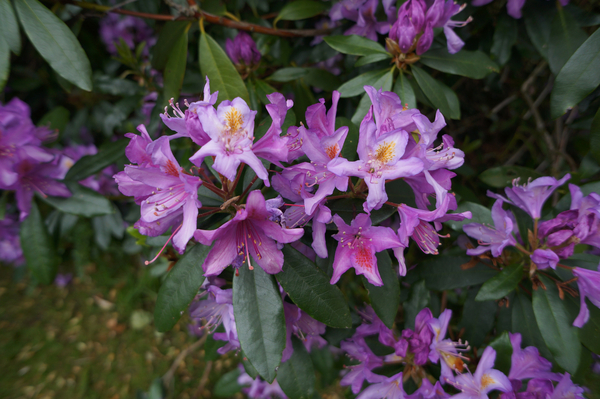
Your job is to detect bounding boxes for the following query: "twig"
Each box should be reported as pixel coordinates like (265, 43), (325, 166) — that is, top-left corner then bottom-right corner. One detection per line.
(163, 335), (207, 387)
(47, 0), (333, 37)
(491, 94), (517, 115)
(194, 361), (213, 398)
(523, 76), (554, 120)
(504, 134), (536, 166)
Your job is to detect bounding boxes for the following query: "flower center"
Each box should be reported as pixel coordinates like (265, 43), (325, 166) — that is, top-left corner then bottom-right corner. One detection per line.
(325, 143), (340, 159)
(375, 141), (396, 164)
(481, 374), (494, 389)
(164, 160), (180, 177)
(224, 107), (244, 135)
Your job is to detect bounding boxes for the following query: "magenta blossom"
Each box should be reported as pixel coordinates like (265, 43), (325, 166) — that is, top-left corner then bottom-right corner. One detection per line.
(330, 0), (391, 41)
(572, 266), (600, 327)
(530, 248), (559, 270)
(463, 200), (517, 257)
(194, 190), (304, 275)
(340, 336), (384, 394)
(428, 309), (470, 381)
(330, 213), (402, 286)
(356, 371), (407, 399)
(507, 333), (559, 382)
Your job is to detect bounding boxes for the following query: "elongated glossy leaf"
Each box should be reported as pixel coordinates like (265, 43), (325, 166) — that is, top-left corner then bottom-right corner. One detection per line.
(20, 200), (57, 284)
(199, 31), (249, 103)
(269, 67), (308, 82)
(65, 139), (128, 182)
(0, 0), (21, 54)
(459, 286), (497, 347)
(351, 69), (393, 124)
(362, 251), (400, 329)
(234, 265), (286, 383)
(523, 3), (554, 59)
(548, 7), (587, 75)
(277, 337), (316, 399)
(355, 53), (390, 67)
(491, 15), (517, 66)
(476, 263), (523, 301)
(489, 331), (513, 375)
(439, 80), (460, 120)
(254, 79), (278, 105)
(213, 368), (242, 398)
(403, 279), (429, 330)
(14, 0), (92, 91)
(0, 37), (9, 91)
(163, 24), (189, 103)
(411, 66), (451, 119)
(277, 246), (351, 328)
(152, 21), (190, 70)
(417, 256), (497, 290)
(41, 182), (113, 217)
(337, 68), (389, 98)
(533, 275), (581, 374)
(324, 35), (389, 56)
(479, 166), (542, 188)
(420, 49), (499, 79)
(393, 71), (416, 109)
(512, 291), (553, 361)
(303, 68), (341, 92)
(590, 109), (600, 164)
(275, 0), (327, 23)
(154, 244), (211, 332)
(579, 300), (600, 354)
(551, 28), (600, 119)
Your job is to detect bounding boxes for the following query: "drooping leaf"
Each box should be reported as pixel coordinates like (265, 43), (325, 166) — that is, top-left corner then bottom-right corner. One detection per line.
(491, 14), (517, 66)
(337, 68), (390, 98)
(303, 68), (341, 92)
(268, 67), (309, 82)
(277, 245), (352, 328)
(476, 263), (523, 302)
(41, 182), (113, 217)
(411, 65), (452, 119)
(548, 7), (587, 75)
(417, 256), (497, 290)
(591, 108), (600, 167)
(459, 286), (497, 348)
(199, 31), (249, 103)
(274, 0), (327, 24)
(351, 68), (393, 124)
(324, 35), (390, 56)
(254, 79), (278, 105)
(14, 0), (92, 91)
(234, 265), (286, 383)
(403, 279), (429, 330)
(65, 139), (128, 182)
(163, 23), (189, 103)
(578, 299), (600, 354)
(277, 336), (316, 399)
(152, 21), (190, 70)
(489, 331), (513, 375)
(438, 80), (460, 120)
(213, 368), (242, 398)
(154, 244), (211, 332)
(479, 166), (542, 188)
(420, 49), (499, 79)
(0, 0), (21, 54)
(513, 291), (553, 362)
(362, 251), (400, 329)
(532, 275), (581, 374)
(355, 53), (390, 67)
(523, 3), (554, 59)
(393, 71), (416, 109)
(20, 200), (57, 285)
(0, 37), (9, 92)
(551, 28), (600, 119)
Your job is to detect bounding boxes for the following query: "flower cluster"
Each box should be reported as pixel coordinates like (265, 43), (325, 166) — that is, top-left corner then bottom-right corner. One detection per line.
(99, 13), (156, 56)
(330, 0), (396, 41)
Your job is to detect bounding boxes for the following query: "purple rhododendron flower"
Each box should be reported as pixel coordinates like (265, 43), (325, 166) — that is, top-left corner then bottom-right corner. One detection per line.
(238, 366), (288, 399)
(194, 190), (304, 275)
(463, 200), (518, 257)
(395, 307), (434, 365)
(340, 336), (384, 394)
(411, 378), (450, 399)
(488, 174), (570, 220)
(508, 333), (560, 381)
(226, 31), (261, 66)
(356, 371), (407, 399)
(0, 215), (24, 266)
(282, 301), (326, 361)
(548, 373), (584, 399)
(530, 248), (559, 270)
(572, 266), (600, 327)
(449, 346), (512, 399)
(99, 14), (156, 56)
(330, 0), (391, 41)
(54, 273), (73, 288)
(428, 309), (470, 381)
(330, 213), (402, 286)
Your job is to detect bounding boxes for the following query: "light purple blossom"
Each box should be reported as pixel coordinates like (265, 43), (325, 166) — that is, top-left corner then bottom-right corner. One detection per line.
(194, 190), (304, 275)
(0, 215), (24, 266)
(428, 309), (470, 382)
(548, 373), (584, 399)
(226, 31), (261, 66)
(530, 248), (559, 270)
(54, 273), (73, 288)
(282, 302), (326, 361)
(238, 366), (288, 399)
(572, 266), (600, 327)
(395, 308), (434, 365)
(340, 336), (384, 394)
(463, 200), (518, 258)
(507, 333), (560, 381)
(356, 371), (407, 399)
(330, 0), (391, 41)
(411, 378), (450, 399)
(99, 14), (156, 56)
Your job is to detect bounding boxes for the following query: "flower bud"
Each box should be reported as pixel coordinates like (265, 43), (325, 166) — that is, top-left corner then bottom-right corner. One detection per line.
(225, 32), (261, 67)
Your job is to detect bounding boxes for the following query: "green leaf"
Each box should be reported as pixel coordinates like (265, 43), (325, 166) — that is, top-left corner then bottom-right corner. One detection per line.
(14, 0), (92, 91)
(199, 31), (249, 103)
(277, 245), (352, 328)
(351, 69), (393, 124)
(38, 106), (70, 135)
(548, 7), (587, 75)
(41, 182), (113, 217)
(420, 49), (499, 79)
(590, 108), (600, 165)
(491, 14), (517, 66)
(417, 256), (497, 290)
(152, 21), (190, 70)
(0, 37), (9, 92)
(277, 337), (316, 399)
(338, 116), (359, 161)
(579, 300), (600, 354)
(411, 65), (452, 119)
(489, 331), (513, 375)
(268, 67), (308, 82)
(393, 71), (416, 109)
(274, 0), (327, 24)
(20, 200), (57, 285)
(355, 53), (390, 67)
(523, 3), (554, 59)
(476, 263), (523, 302)
(512, 291), (553, 361)
(459, 286), (497, 347)
(254, 79), (278, 105)
(303, 68), (341, 92)
(479, 166), (542, 188)
(154, 244), (210, 332)
(362, 251), (400, 329)
(551, 28), (600, 119)
(163, 23), (189, 103)
(213, 368), (242, 398)
(445, 201), (492, 231)
(324, 35), (390, 56)
(234, 265), (286, 383)
(0, 0), (21, 54)
(403, 280), (429, 330)
(64, 139), (126, 181)
(439, 80), (460, 120)
(533, 275), (581, 374)
(337, 68), (390, 98)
